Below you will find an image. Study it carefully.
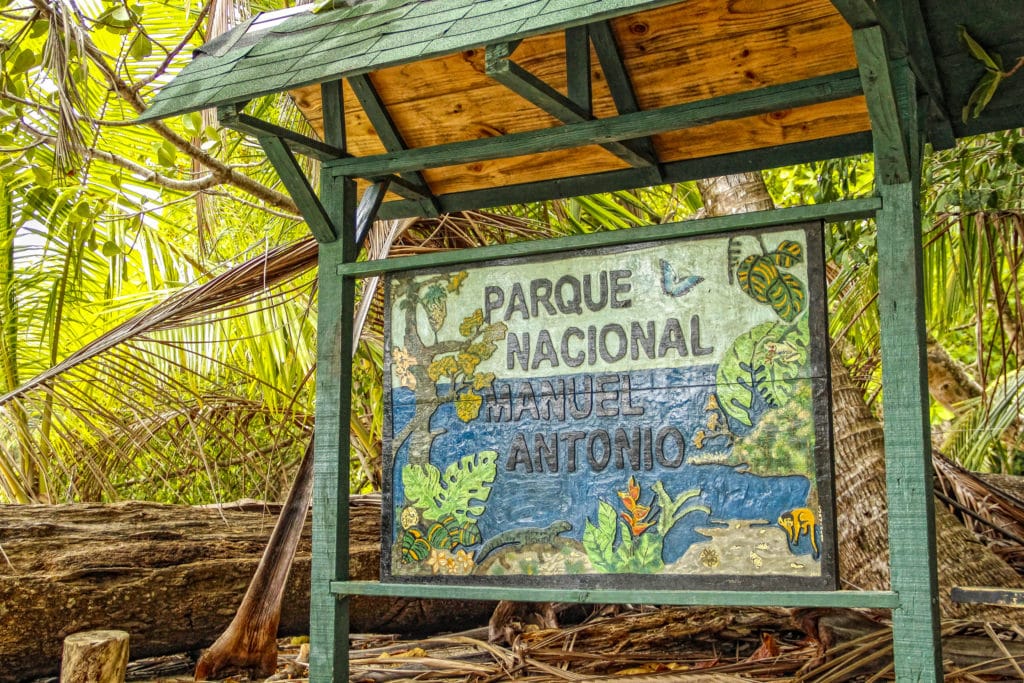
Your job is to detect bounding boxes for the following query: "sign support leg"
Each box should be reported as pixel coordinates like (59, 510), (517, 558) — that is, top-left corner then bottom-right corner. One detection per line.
(875, 62), (943, 682)
(309, 175), (357, 683)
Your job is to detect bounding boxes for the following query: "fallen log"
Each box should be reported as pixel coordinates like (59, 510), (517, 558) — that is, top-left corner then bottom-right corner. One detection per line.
(0, 496), (492, 682)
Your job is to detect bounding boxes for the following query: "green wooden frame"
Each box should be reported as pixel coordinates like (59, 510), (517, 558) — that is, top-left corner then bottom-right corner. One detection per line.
(198, 9), (945, 683)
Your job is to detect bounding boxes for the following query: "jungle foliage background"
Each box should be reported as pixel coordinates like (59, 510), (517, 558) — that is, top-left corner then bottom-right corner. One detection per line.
(0, 0), (1022, 506)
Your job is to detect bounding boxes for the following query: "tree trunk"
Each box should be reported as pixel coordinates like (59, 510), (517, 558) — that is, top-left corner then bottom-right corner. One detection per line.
(0, 498), (493, 682)
(698, 173), (1024, 619)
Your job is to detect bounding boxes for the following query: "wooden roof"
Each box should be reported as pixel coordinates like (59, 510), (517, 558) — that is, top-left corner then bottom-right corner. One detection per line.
(139, 0), (1024, 219)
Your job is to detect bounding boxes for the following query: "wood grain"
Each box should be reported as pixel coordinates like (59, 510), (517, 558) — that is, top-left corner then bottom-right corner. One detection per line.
(289, 0), (866, 197)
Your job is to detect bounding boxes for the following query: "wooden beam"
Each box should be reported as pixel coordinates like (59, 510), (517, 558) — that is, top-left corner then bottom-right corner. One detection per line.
(875, 61), (943, 683)
(218, 104), (345, 162)
(348, 74), (440, 217)
(891, 1), (955, 149)
(853, 28), (909, 184)
(587, 20), (660, 166)
(565, 26), (591, 115)
(374, 132), (873, 220)
(830, 1), (954, 147)
(951, 587), (1024, 607)
(257, 136), (337, 243)
(485, 42), (659, 179)
(828, 0), (879, 29)
(328, 70), (863, 179)
(320, 80), (345, 151)
(332, 581), (900, 609)
(354, 179), (390, 247)
(309, 177), (357, 683)
(339, 197), (881, 277)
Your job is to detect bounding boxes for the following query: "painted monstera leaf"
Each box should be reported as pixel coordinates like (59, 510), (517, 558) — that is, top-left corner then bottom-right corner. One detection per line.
(716, 320), (810, 426)
(402, 450), (497, 524)
(736, 241), (806, 322)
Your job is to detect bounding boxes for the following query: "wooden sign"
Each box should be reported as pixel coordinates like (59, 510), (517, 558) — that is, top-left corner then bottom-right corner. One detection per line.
(382, 222), (836, 589)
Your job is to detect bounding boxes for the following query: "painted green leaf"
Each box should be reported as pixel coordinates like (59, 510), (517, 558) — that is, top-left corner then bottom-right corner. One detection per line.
(402, 451), (497, 525)
(716, 319), (811, 426)
(582, 500), (619, 572)
(634, 531), (664, 571)
(421, 284), (448, 333)
(765, 271), (806, 322)
(400, 529), (430, 563)
(770, 240), (804, 268)
(736, 255), (778, 304)
(716, 321), (783, 426)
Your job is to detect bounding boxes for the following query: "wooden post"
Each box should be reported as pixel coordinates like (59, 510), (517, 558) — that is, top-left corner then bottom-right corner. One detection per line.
(874, 62), (943, 682)
(309, 79), (357, 683)
(60, 630), (129, 683)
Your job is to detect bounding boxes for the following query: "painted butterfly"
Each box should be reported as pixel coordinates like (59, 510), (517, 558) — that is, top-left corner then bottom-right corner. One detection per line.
(660, 259), (704, 297)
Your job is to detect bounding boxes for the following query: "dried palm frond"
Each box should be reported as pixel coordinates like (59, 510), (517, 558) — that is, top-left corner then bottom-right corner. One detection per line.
(934, 450), (1024, 574)
(0, 210), (539, 503)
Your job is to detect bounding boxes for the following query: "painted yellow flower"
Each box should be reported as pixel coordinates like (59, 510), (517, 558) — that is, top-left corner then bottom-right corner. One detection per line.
(451, 549), (475, 575)
(426, 548), (451, 574)
(400, 506), (419, 529)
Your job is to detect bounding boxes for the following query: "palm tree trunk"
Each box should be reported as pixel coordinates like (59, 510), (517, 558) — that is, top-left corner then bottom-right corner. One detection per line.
(698, 173), (1023, 618)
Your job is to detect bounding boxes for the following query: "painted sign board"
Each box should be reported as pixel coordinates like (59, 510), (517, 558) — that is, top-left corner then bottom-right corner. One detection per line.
(382, 222), (836, 590)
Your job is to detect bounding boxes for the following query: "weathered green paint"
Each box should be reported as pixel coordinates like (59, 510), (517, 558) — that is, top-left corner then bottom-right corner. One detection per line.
(218, 104), (345, 162)
(326, 71), (864, 179)
(338, 198), (881, 278)
(853, 31), (909, 185)
(874, 62), (943, 683)
(321, 80), (346, 150)
(258, 136), (338, 243)
(484, 42), (657, 172)
(331, 581), (901, 608)
(354, 179), (390, 245)
(372, 132), (874, 220)
(587, 20), (660, 172)
(565, 26), (592, 114)
(893, 1), (954, 149)
(308, 81), (358, 677)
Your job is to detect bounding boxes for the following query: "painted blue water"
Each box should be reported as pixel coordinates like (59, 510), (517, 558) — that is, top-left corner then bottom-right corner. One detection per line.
(390, 366), (814, 564)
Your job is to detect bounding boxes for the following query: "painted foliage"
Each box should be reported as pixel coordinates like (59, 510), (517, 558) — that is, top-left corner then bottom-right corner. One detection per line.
(382, 223), (836, 588)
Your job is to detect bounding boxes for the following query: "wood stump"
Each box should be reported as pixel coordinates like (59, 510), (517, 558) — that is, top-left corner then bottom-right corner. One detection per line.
(60, 630), (129, 683)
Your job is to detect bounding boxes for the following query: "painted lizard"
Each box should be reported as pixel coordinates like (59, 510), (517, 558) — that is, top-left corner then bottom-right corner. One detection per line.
(475, 520), (573, 562)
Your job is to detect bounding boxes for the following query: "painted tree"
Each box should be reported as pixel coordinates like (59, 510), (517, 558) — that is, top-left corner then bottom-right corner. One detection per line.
(390, 271), (507, 466)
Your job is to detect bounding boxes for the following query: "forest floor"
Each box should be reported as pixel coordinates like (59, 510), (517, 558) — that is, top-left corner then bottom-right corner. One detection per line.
(36, 615), (1024, 683)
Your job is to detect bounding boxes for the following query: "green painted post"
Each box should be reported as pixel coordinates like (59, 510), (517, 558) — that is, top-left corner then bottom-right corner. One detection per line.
(310, 80), (357, 683)
(309, 180), (357, 683)
(874, 63), (943, 682)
